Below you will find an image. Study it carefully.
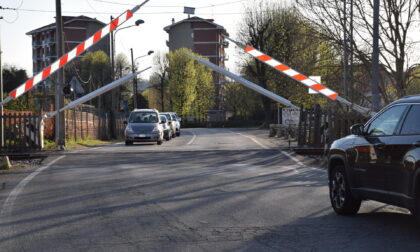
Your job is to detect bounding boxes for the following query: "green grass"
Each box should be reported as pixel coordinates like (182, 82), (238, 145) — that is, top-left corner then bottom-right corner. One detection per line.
(43, 137), (123, 150)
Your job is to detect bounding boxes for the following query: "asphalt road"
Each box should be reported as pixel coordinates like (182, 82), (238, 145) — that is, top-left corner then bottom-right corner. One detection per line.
(1, 128), (420, 251)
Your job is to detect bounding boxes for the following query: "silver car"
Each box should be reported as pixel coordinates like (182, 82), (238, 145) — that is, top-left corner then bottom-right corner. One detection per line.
(160, 115), (172, 141)
(160, 113), (177, 138)
(124, 109), (164, 145)
(168, 112), (181, 136)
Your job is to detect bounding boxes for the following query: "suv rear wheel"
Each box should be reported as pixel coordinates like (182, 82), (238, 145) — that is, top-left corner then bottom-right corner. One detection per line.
(329, 165), (361, 215)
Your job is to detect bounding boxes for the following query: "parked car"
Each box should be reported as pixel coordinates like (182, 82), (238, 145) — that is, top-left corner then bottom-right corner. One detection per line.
(168, 112), (181, 136)
(124, 109), (164, 145)
(160, 112), (176, 138)
(328, 95), (420, 220)
(160, 115), (172, 141)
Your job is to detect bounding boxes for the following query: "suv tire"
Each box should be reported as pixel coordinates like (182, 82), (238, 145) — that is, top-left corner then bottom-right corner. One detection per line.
(157, 138), (163, 145)
(329, 165), (361, 215)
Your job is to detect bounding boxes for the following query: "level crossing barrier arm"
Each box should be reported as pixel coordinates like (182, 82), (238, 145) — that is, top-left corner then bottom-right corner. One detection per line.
(183, 52), (299, 109)
(0, 0), (150, 106)
(223, 35), (375, 117)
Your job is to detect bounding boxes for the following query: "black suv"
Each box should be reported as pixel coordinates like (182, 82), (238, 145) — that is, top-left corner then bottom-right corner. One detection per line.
(328, 95), (420, 219)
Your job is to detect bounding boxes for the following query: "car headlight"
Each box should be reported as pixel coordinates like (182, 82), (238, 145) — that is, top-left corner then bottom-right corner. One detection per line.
(126, 125), (133, 133)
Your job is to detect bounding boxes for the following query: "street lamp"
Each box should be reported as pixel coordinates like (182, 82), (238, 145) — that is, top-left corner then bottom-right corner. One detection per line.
(109, 18), (144, 137)
(134, 50), (154, 63)
(130, 49), (154, 109)
(111, 18), (145, 81)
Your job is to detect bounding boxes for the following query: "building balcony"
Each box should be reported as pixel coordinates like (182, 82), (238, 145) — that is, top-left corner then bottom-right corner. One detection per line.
(32, 41), (42, 48)
(42, 39), (56, 47)
(45, 52), (57, 58)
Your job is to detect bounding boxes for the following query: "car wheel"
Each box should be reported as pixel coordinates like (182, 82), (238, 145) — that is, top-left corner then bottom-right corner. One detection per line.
(125, 140), (133, 146)
(172, 131), (176, 138)
(157, 138), (163, 145)
(329, 165), (361, 215)
(165, 132), (171, 141)
(177, 130), (180, 136)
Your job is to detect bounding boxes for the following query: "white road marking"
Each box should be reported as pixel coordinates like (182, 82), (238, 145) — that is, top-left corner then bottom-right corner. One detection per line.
(280, 150), (326, 173)
(89, 147), (103, 151)
(1, 155), (66, 217)
(187, 131), (197, 145)
(0, 155), (65, 246)
(235, 132), (269, 149)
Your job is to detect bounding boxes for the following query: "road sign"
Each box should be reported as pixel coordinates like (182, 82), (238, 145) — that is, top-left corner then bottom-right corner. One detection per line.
(282, 108), (300, 125)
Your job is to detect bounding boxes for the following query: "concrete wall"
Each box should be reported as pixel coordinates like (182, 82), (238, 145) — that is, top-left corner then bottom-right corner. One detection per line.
(168, 22), (193, 51)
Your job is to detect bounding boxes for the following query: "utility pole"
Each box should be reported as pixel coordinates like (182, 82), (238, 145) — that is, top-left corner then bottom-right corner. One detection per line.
(130, 48), (138, 109)
(55, 0), (65, 149)
(371, 0), (380, 112)
(110, 15), (117, 138)
(342, 0), (349, 99)
(0, 19), (4, 149)
(349, 0), (354, 103)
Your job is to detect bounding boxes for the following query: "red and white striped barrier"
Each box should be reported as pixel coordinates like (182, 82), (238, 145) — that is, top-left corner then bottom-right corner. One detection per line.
(2, 0), (149, 104)
(224, 35), (374, 116)
(244, 45), (338, 100)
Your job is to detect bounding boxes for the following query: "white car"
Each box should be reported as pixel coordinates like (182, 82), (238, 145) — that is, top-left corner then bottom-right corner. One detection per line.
(168, 112), (181, 136)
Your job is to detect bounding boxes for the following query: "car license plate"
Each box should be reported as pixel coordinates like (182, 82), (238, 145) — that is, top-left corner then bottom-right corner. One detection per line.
(139, 134), (146, 137)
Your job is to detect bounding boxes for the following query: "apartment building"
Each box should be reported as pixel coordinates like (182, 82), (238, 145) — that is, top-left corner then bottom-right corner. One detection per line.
(26, 15), (110, 75)
(164, 16), (229, 112)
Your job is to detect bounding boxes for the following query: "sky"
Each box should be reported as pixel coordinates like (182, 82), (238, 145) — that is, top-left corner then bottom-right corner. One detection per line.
(0, 0), (263, 80)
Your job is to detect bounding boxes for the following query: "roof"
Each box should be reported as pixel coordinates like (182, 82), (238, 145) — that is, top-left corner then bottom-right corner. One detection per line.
(26, 15), (105, 35)
(392, 95), (420, 105)
(164, 16), (225, 32)
(132, 109), (159, 113)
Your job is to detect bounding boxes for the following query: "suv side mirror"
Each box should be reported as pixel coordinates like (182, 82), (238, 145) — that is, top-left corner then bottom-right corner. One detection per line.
(350, 123), (365, 136)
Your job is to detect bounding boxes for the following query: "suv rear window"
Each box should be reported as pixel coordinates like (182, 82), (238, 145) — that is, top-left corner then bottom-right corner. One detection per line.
(400, 105), (420, 135)
(129, 112), (158, 123)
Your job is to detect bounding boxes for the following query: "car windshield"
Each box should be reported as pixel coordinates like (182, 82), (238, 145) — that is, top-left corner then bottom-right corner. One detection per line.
(162, 114), (171, 120)
(170, 114), (176, 120)
(160, 115), (167, 123)
(129, 112), (158, 123)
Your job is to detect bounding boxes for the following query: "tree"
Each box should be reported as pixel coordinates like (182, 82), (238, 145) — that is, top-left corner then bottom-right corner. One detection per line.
(167, 48), (214, 118)
(149, 52), (169, 112)
(194, 58), (215, 116)
(3, 65), (29, 111)
(224, 82), (262, 120)
(80, 50), (112, 109)
(238, 2), (338, 124)
(297, 0), (420, 102)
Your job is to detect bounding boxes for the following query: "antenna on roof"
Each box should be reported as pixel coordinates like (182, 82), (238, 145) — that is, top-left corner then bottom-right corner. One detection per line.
(184, 7), (195, 18)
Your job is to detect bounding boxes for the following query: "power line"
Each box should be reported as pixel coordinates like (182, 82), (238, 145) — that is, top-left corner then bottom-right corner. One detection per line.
(0, 6), (20, 24)
(93, 0), (247, 9)
(93, 0), (184, 8)
(13, 8), (250, 15)
(196, 0), (247, 9)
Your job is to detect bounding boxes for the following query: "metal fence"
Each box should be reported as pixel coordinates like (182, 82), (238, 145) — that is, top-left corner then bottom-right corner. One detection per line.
(297, 108), (366, 148)
(0, 112), (43, 152)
